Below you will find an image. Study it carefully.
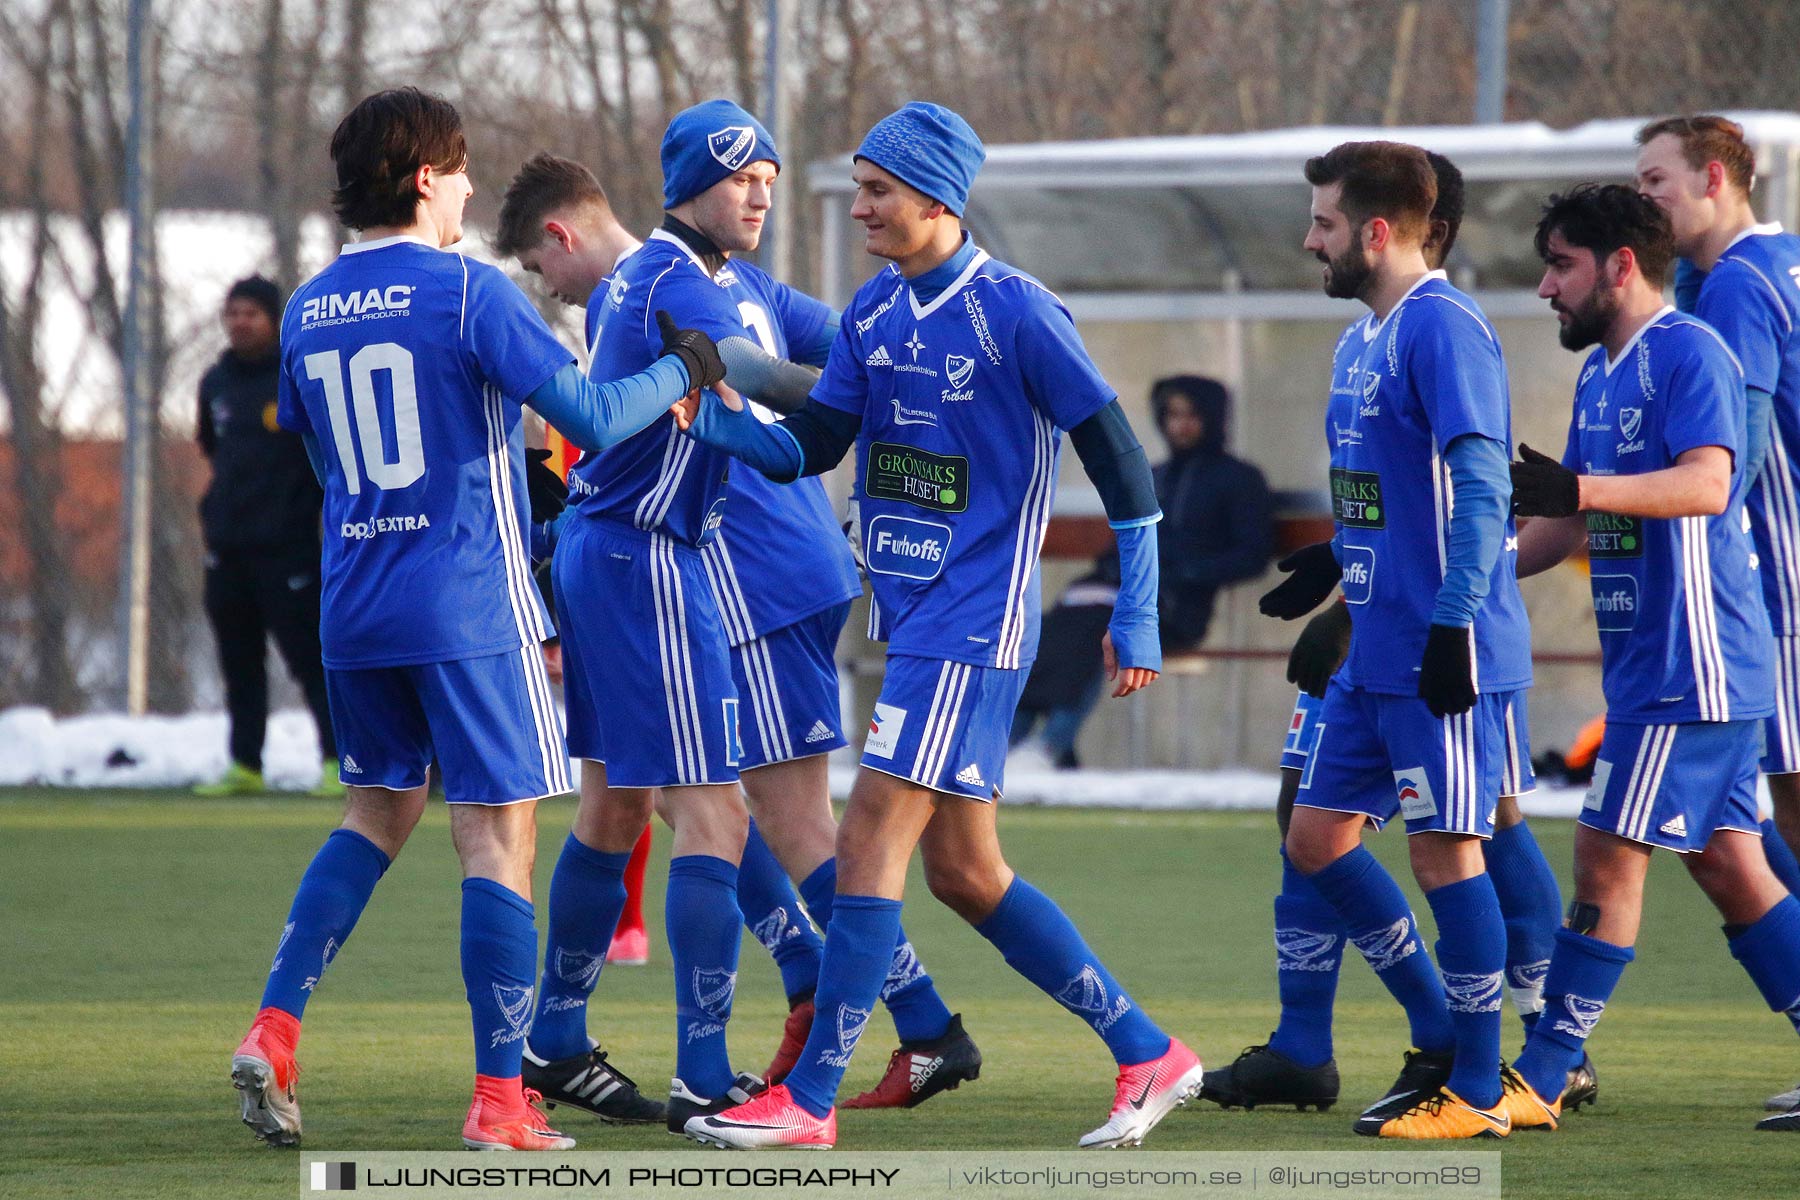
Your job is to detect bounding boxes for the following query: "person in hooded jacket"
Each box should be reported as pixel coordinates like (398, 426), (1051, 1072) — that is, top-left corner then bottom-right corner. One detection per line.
(193, 275), (338, 797)
(1011, 375), (1274, 767)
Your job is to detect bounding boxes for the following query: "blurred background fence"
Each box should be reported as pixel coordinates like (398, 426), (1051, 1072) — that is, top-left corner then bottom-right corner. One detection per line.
(3, 0), (1799, 731)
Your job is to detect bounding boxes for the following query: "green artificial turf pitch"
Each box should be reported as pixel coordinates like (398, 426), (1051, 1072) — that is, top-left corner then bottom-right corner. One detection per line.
(0, 791), (1794, 1198)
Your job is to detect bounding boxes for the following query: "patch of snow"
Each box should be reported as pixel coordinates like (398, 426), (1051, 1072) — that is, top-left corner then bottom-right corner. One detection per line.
(2, 706), (1750, 823)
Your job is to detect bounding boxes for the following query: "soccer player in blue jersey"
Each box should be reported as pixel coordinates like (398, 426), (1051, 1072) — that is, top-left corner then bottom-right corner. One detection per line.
(1637, 116), (1800, 1127)
(227, 87), (722, 1152)
(493, 146), (977, 1124)
(670, 102), (1204, 1151)
(1205, 152), (1586, 1117)
(1502, 184), (1800, 1134)
(1259, 141), (1531, 1139)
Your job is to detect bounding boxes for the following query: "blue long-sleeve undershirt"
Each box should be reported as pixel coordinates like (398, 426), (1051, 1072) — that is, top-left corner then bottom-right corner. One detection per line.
(526, 358), (691, 453)
(1430, 433), (1510, 628)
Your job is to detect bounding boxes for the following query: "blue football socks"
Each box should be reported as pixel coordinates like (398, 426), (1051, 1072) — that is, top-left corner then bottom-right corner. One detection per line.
(1484, 820), (1562, 1032)
(460, 877), (538, 1080)
(738, 822), (824, 1005)
(1761, 820), (1800, 898)
(528, 833), (630, 1061)
(1307, 845), (1455, 1055)
(974, 876), (1170, 1065)
(783, 895), (903, 1118)
(667, 855), (743, 1099)
(1727, 894), (1800, 1036)
(1515, 927), (1634, 1102)
(1426, 875), (1507, 1109)
(1267, 847), (1347, 1069)
(799, 859), (953, 1043)
(260, 827), (390, 1019)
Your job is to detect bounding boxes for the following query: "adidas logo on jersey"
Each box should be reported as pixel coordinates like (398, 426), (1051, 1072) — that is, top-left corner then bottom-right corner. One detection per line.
(1659, 813), (1688, 838)
(955, 763), (986, 788)
(341, 755), (362, 774)
(866, 345), (894, 367)
(804, 720), (835, 744)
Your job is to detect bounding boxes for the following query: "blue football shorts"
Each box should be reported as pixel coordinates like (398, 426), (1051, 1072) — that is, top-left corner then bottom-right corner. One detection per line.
(1280, 690), (1324, 773)
(1582, 718), (1761, 852)
(859, 654), (1027, 802)
(731, 603), (851, 771)
(1296, 678), (1524, 836)
(326, 645), (571, 805)
(554, 517), (742, 789)
(1283, 686), (1533, 797)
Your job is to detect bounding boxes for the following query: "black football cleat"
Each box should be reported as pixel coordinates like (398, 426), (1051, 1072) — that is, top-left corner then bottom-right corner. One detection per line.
(1200, 1042), (1339, 1112)
(1561, 1052), (1598, 1112)
(843, 1013), (983, 1109)
(1756, 1109), (1800, 1132)
(522, 1044), (665, 1125)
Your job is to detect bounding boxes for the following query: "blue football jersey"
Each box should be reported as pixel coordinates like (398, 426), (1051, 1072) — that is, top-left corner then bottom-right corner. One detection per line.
(813, 248), (1115, 669)
(566, 241), (860, 638)
(1559, 308), (1774, 723)
(1323, 271), (1533, 696)
(1695, 225), (1800, 635)
(583, 275), (611, 361)
(276, 235), (573, 668)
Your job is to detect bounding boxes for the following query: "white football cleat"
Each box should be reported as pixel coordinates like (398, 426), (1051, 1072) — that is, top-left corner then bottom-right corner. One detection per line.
(1078, 1038), (1204, 1149)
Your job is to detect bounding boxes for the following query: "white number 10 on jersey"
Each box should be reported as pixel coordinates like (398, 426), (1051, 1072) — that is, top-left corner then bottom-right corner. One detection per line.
(303, 343), (425, 494)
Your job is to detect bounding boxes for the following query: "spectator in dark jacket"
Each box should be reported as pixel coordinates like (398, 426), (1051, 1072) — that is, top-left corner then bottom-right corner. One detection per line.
(1147, 375), (1276, 646)
(1012, 375), (1274, 767)
(193, 275), (339, 796)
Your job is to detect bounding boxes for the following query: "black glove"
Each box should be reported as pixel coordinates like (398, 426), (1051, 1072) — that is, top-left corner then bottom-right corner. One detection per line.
(1288, 599), (1352, 699)
(1510, 443), (1580, 517)
(526, 448), (567, 524)
(1259, 541), (1341, 620)
(1418, 623), (1476, 717)
(655, 310), (726, 391)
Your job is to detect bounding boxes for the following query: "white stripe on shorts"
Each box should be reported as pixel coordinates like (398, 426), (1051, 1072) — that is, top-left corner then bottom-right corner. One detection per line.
(1441, 708), (1477, 833)
(1501, 702), (1520, 797)
(651, 533), (709, 784)
(739, 633), (792, 764)
(911, 662), (972, 789)
(1618, 724), (1676, 843)
(517, 643), (571, 795)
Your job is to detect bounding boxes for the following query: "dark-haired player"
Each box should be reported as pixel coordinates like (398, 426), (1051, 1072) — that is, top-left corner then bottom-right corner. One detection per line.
(1262, 140), (1531, 1139)
(493, 146), (976, 1127)
(1501, 183), (1800, 1133)
(1205, 150), (1583, 1119)
(228, 86), (720, 1151)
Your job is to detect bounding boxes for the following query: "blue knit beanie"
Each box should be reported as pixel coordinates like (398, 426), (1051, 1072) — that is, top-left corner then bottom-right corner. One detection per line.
(661, 99), (781, 209)
(854, 102), (985, 215)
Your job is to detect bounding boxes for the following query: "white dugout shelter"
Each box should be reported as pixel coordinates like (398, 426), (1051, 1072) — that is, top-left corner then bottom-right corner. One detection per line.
(805, 114), (1800, 770)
